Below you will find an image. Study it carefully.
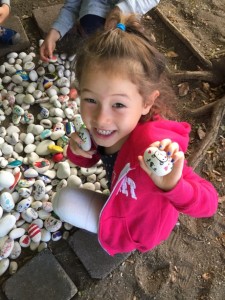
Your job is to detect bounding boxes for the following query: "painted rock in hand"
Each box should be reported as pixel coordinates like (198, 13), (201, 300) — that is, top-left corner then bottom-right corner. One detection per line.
(78, 127), (91, 151)
(144, 146), (173, 177)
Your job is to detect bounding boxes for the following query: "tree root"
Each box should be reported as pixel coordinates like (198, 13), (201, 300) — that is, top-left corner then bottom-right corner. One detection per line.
(187, 96), (225, 169)
(155, 7), (212, 69)
(166, 69), (222, 85)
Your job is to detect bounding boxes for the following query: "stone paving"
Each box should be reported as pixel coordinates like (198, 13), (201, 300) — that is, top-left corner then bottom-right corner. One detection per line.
(0, 5), (130, 299)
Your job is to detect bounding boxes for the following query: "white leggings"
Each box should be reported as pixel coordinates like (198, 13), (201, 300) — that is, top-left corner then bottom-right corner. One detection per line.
(52, 187), (107, 233)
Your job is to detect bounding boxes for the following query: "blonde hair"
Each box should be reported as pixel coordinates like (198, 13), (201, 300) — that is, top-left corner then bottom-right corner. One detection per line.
(75, 12), (176, 121)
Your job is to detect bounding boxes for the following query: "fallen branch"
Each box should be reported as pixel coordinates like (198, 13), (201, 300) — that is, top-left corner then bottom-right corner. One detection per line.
(166, 69), (220, 84)
(188, 95), (225, 169)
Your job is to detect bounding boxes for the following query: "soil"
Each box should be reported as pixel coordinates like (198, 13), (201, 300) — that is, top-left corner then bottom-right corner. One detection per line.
(1, 0), (225, 299)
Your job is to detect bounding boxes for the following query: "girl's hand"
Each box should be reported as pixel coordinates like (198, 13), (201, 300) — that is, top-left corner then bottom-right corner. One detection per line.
(0, 5), (10, 24)
(138, 139), (185, 191)
(70, 132), (96, 159)
(39, 29), (60, 61)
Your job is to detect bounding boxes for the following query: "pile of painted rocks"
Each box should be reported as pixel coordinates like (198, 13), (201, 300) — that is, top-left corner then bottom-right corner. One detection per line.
(0, 45), (109, 277)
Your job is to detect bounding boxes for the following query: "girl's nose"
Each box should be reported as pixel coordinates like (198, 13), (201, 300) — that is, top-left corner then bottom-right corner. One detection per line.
(94, 106), (110, 126)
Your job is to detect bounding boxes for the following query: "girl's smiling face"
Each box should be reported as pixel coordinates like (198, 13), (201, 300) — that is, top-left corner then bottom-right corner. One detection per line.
(79, 67), (157, 154)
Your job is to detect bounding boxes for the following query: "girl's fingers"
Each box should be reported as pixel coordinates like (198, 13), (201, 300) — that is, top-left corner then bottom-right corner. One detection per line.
(172, 151), (185, 164)
(158, 139), (172, 150)
(70, 135), (95, 159)
(70, 132), (83, 144)
(165, 142), (179, 157)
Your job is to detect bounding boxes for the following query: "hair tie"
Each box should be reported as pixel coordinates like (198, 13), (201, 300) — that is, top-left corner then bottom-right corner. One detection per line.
(116, 23), (126, 31)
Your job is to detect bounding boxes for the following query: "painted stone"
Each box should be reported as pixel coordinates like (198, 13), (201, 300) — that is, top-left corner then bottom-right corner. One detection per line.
(48, 144), (63, 154)
(19, 235), (31, 248)
(9, 170), (21, 191)
(44, 216), (62, 233)
(16, 197), (32, 213)
(144, 146), (173, 177)
(18, 178), (35, 188)
(28, 224), (41, 243)
(0, 192), (15, 212)
(78, 127), (91, 151)
(9, 241), (21, 259)
(52, 231), (62, 241)
(0, 236), (14, 259)
(33, 158), (50, 174)
(52, 153), (64, 163)
(33, 180), (46, 201)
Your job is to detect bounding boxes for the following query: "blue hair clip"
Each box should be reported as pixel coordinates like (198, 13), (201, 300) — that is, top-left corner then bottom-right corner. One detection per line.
(116, 23), (126, 31)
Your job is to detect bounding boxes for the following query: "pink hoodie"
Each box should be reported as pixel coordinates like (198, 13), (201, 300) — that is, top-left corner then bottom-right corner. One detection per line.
(67, 119), (218, 255)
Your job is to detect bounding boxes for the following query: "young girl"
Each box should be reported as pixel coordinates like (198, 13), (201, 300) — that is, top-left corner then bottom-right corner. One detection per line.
(0, 0), (20, 45)
(53, 12), (218, 256)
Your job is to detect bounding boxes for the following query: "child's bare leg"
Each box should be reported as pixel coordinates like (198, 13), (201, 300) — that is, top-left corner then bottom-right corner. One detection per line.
(52, 187), (107, 233)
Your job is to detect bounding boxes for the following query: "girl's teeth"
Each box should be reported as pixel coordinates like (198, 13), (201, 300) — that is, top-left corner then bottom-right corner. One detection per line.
(97, 129), (113, 135)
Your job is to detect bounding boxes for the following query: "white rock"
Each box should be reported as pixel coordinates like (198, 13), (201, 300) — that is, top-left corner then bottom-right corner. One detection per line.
(67, 175), (82, 187)
(38, 209), (51, 220)
(38, 242), (47, 252)
(36, 140), (55, 155)
(24, 143), (37, 154)
(9, 261), (18, 274)
(0, 171), (15, 191)
(24, 168), (39, 178)
(56, 161), (71, 179)
(0, 258), (9, 276)
(9, 228), (26, 240)
(2, 143), (13, 155)
(82, 182), (96, 191)
(23, 94), (35, 105)
(29, 70), (38, 81)
(11, 74), (23, 84)
(0, 214), (16, 238)
(50, 129), (65, 140)
(40, 228), (51, 242)
(9, 241), (21, 259)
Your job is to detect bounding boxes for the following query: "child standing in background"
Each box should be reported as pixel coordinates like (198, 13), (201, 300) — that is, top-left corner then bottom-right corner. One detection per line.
(40, 0), (160, 61)
(0, 0), (20, 45)
(53, 11), (218, 256)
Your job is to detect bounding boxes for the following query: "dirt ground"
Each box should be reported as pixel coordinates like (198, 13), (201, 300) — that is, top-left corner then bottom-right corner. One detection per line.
(1, 0), (225, 299)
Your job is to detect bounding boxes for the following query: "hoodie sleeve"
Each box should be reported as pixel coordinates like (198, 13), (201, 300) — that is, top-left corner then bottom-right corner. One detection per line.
(116, 0), (160, 15)
(1, 0), (10, 7)
(164, 162), (218, 217)
(67, 142), (100, 168)
(52, 0), (81, 38)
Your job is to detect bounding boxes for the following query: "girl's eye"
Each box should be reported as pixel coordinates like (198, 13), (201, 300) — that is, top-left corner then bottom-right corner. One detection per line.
(83, 98), (96, 104)
(113, 103), (125, 108)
